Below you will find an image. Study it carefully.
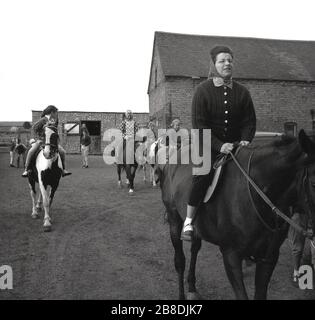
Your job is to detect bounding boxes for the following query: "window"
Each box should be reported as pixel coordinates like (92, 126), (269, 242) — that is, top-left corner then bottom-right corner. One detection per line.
(284, 122), (297, 137)
(64, 123), (79, 135)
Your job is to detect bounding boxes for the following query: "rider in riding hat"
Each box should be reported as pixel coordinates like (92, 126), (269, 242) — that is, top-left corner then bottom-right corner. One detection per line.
(181, 45), (257, 241)
(22, 105), (72, 178)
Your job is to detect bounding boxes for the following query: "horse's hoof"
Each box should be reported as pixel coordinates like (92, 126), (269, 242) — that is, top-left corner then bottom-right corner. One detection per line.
(43, 225), (52, 232)
(186, 291), (202, 300)
(31, 213), (39, 219)
(118, 182), (122, 188)
(129, 189), (134, 194)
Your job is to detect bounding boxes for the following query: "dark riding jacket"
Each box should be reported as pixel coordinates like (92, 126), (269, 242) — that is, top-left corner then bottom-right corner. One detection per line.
(188, 79), (257, 206)
(192, 79), (256, 154)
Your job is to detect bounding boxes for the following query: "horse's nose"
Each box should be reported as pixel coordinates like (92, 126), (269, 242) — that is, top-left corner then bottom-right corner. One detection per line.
(43, 150), (50, 159)
(43, 146), (51, 159)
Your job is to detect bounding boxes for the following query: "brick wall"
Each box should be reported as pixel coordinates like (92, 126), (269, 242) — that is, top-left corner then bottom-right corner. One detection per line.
(149, 76), (315, 133)
(0, 128), (31, 147)
(32, 111), (149, 154)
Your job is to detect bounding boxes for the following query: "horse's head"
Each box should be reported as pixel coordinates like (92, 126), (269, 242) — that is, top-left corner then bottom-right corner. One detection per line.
(295, 130), (315, 236)
(43, 125), (59, 159)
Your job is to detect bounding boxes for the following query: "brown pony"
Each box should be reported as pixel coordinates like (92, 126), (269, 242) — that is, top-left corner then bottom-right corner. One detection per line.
(156, 130), (315, 299)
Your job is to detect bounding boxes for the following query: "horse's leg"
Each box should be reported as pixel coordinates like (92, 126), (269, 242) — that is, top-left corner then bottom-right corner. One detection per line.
(47, 184), (59, 223)
(49, 186), (57, 207)
(151, 165), (157, 187)
(222, 249), (248, 300)
(117, 165), (122, 188)
(29, 182), (39, 219)
(36, 192), (42, 213)
(254, 253), (279, 300)
(126, 165), (135, 193)
(186, 238), (202, 300)
(39, 182), (52, 232)
(169, 213), (186, 300)
(143, 165), (147, 183)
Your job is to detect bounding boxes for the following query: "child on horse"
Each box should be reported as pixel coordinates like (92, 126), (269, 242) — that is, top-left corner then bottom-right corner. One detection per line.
(22, 105), (72, 178)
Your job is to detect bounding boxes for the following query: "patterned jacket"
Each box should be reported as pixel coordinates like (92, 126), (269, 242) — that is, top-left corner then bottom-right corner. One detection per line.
(119, 119), (139, 139)
(192, 79), (256, 154)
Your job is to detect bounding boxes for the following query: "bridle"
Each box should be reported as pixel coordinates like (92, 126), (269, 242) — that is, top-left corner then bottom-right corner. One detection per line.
(228, 148), (314, 240)
(43, 125), (59, 155)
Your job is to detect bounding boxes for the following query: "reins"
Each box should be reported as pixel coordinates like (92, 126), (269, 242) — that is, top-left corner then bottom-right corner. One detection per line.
(246, 151), (277, 233)
(228, 149), (313, 239)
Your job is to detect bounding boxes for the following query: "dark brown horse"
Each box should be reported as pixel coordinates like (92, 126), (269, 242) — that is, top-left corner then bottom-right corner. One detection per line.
(156, 130), (315, 300)
(115, 139), (145, 194)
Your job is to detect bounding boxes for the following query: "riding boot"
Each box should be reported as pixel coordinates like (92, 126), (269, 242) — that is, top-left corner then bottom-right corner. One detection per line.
(180, 223), (194, 241)
(22, 169), (29, 177)
(180, 205), (197, 241)
(59, 149), (72, 177)
(22, 142), (40, 177)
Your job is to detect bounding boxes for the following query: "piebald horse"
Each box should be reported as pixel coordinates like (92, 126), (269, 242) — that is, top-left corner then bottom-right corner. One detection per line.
(156, 130), (315, 300)
(28, 125), (63, 231)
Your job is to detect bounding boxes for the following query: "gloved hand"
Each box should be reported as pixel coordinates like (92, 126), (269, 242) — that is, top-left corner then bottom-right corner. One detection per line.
(220, 143), (234, 154)
(239, 140), (250, 146)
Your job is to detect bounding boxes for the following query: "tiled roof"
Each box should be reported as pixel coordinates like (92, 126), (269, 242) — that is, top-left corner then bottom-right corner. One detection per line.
(153, 31), (315, 82)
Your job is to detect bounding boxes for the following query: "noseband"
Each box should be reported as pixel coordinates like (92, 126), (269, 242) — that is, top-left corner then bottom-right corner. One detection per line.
(43, 125), (59, 154)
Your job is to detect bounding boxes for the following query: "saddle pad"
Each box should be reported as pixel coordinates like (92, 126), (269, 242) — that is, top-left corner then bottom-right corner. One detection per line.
(203, 166), (222, 203)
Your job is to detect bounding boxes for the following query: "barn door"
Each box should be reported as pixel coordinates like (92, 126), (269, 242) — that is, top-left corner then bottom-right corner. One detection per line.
(81, 121), (101, 154)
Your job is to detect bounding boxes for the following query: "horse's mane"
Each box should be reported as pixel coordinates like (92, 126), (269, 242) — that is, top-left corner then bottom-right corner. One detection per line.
(242, 134), (304, 166)
(244, 134), (297, 151)
(271, 134), (296, 148)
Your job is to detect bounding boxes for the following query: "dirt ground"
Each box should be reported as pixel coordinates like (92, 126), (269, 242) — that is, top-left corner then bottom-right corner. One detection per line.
(0, 153), (314, 300)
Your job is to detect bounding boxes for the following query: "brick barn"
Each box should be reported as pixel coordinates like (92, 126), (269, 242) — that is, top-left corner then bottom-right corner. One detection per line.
(32, 111), (149, 154)
(148, 32), (315, 134)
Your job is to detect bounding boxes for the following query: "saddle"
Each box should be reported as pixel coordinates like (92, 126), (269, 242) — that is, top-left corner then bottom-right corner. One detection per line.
(203, 146), (241, 203)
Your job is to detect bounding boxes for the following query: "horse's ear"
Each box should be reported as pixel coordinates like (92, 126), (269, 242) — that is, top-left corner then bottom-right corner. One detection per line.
(298, 129), (315, 156)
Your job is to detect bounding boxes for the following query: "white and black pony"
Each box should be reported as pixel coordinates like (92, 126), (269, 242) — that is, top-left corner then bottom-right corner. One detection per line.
(28, 125), (63, 231)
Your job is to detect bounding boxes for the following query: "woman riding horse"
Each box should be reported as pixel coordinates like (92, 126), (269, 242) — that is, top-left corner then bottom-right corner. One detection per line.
(22, 105), (71, 178)
(158, 130), (315, 299)
(181, 46), (257, 241)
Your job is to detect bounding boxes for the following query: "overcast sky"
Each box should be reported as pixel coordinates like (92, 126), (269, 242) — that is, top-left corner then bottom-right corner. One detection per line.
(1, 0), (314, 121)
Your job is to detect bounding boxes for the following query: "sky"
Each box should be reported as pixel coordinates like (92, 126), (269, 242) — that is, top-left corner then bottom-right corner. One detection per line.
(0, 0), (314, 121)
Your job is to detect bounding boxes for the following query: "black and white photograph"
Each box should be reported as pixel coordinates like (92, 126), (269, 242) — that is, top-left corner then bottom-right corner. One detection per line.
(0, 0), (315, 308)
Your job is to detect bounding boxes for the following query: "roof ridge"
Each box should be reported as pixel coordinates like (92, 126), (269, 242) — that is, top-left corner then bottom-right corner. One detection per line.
(154, 31), (315, 43)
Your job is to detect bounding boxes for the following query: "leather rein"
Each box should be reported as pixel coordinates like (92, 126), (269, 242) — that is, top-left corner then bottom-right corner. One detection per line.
(228, 149), (314, 239)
